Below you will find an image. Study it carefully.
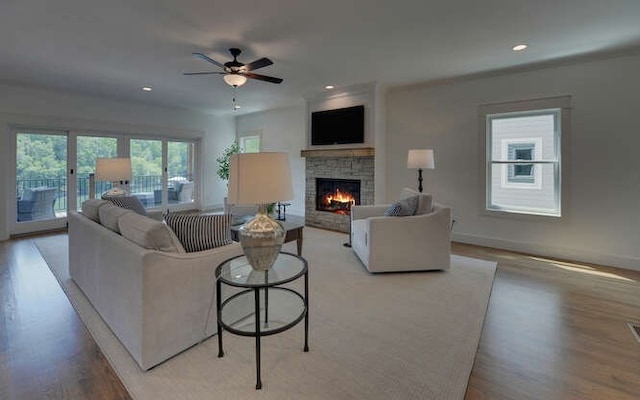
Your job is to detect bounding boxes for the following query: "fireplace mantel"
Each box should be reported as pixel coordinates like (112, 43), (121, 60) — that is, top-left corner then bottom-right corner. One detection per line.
(300, 147), (374, 158)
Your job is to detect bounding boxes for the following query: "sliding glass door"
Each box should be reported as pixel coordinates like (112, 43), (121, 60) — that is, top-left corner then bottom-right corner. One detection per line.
(14, 130), (68, 233)
(167, 141), (195, 206)
(76, 135), (118, 209)
(129, 138), (163, 208)
(128, 138), (197, 208)
(12, 129), (200, 236)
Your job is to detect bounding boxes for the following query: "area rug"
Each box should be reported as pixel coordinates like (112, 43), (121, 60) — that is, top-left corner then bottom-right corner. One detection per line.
(35, 227), (496, 400)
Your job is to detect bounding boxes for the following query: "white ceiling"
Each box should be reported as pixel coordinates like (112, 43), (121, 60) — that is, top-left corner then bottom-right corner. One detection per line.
(1, 0), (640, 115)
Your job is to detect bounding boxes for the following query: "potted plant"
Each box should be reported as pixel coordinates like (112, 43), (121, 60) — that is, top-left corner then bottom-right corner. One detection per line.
(217, 142), (276, 216)
(216, 141), (241, 183)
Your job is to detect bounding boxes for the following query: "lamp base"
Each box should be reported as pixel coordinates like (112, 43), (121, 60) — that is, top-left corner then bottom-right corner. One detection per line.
(103, 186), (127, 196)
(238, 206), (285, 271)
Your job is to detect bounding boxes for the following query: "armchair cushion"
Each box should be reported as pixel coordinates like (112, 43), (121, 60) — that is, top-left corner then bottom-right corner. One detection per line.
(384, 195), (419, 216)
(400, 188), (433, 215)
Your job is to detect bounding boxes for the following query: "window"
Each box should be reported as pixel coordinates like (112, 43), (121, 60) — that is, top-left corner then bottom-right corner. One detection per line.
(129, 138), (198, 208)
(239, 134), (260, 153)
(481, 96), (570, 217)
(502, 138), (542, 187)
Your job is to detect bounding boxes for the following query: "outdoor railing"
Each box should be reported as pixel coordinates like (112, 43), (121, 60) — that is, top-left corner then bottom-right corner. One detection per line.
(16, 174), (187, 212)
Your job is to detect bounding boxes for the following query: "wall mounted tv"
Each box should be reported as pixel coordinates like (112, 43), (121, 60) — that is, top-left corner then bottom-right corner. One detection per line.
(311, 105), (365, 145)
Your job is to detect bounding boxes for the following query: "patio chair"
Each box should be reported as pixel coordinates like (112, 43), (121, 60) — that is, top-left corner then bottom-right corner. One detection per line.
(17, 187), (57, 222)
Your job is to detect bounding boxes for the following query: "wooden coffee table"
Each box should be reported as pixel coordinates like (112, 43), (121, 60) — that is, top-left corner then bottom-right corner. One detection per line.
(231, 215), (305, 256)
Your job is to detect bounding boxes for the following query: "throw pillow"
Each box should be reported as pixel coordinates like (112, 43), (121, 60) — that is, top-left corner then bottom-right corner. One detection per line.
(118, 212), (185, 253)
(102, 194), (147, 216)
(384, 195), (419, 216)
(164, 213), (233, 253)
(81, 199), (110, 222)
(99, 203), (133, 233)
(400, 187), (433, 215)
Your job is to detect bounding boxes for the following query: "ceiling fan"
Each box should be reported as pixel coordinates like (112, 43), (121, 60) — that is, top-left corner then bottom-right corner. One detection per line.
(184, 48), (283, 87)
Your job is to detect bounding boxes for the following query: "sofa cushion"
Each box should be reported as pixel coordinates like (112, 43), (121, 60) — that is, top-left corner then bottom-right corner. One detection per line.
(81, 199), (110, 222)
(164, 213), (233, 253)
(99, 203), (133, 233)
(400, 188), (433, 215)
(118, 212), (185, 253)
(103, 194), (147, 216)
(384, 195), (419, 216)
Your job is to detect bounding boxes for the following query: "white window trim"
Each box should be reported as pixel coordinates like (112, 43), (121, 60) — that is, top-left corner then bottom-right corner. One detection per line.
(479, 96), (571, 220)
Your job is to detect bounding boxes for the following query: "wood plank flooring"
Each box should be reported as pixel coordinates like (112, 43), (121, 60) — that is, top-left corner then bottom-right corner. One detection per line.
(459, 243), (640, 400)
(0, 234), (131, 400)
(1, 233), (639, 399)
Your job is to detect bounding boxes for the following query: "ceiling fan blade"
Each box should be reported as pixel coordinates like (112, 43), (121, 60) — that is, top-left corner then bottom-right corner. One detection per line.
(243, 72), (283, 84)
(243, 57), (273, 71)
(192, 52), (225, 69)
(183, 71), (225, 75)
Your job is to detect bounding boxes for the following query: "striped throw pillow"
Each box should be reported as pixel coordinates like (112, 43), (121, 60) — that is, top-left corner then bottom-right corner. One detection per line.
(102, 195), (147, 216)
(164, 213), (233, 253)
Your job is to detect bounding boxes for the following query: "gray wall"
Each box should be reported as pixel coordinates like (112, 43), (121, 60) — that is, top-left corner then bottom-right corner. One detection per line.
(387, 53), (640, 270)
(235, 104), (307, 216)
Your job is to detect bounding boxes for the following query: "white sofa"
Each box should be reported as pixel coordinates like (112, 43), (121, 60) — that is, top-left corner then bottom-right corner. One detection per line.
(68, 209), (244, 370)
(351, 189), (451, 273)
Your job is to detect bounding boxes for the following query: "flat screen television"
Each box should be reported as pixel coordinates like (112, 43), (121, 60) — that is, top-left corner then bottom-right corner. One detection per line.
(311, 105), (365, 145)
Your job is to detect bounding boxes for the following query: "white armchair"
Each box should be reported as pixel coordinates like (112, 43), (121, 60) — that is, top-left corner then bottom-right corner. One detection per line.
(350, 189), (451, 273)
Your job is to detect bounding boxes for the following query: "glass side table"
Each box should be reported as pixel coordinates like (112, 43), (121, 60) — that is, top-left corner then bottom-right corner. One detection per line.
(216, 252), (309, 390)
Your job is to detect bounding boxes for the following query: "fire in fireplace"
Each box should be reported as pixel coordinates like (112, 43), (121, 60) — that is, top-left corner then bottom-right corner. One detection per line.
(316, 178), (361, 215)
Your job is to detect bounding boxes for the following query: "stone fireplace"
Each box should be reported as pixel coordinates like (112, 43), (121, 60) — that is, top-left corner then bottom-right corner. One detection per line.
(302, 148), (374, 233)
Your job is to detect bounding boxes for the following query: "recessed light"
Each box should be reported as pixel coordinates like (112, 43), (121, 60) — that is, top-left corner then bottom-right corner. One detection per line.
(324, 85), (335, 90)
(512, 44), (528, 52)
(234, 104), (241, 110)
(142, 86), (152, 92)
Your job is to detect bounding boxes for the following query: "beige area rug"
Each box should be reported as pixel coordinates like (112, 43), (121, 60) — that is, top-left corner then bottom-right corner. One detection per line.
(35, 227), (496, 400)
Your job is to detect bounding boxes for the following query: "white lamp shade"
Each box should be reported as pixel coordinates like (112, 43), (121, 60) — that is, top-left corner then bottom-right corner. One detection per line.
(407, 149), (435, 169)
(95, 158), (132, 181)
(223, 73), (247, 87)
(227, 152), (294, 205)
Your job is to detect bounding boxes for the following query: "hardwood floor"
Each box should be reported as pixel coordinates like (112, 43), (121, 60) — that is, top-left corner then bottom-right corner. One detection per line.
(459, 243), (640, 400)
(1, 233), (639, 399)
(0, 234), (131, 400)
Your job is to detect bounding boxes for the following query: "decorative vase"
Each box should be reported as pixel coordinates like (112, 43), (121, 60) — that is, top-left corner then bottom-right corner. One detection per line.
(238, 205), (285, 271)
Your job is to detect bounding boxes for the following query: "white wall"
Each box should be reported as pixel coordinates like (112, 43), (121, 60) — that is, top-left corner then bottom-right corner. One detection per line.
(0, 83), (235, 239)
(235, 104), (307, 216)
(387, 53), (640, 270)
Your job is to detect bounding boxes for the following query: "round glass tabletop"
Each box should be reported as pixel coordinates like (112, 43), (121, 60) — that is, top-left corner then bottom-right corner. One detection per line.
(217, 252), (307, 288)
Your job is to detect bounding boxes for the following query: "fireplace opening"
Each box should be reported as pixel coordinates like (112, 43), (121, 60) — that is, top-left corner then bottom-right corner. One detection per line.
(316, 178), (361, 215)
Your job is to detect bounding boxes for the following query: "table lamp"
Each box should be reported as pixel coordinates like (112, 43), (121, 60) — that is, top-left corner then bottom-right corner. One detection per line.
(407, 149), (435, 193)
(95, 158), (132, 196)
(227, 152), (294, 271)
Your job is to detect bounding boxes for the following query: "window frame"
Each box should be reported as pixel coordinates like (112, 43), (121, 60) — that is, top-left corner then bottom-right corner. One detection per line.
(502, 138), (541, 187)
(479, 96), (571, 220)
(238, 131), (262, 153)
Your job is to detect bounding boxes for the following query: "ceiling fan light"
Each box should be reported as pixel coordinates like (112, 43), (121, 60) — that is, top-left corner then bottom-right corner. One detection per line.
(224, 73), (247, 87)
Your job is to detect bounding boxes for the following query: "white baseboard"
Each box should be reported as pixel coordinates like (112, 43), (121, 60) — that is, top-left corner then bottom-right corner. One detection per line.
(452, 232), (640, 272)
